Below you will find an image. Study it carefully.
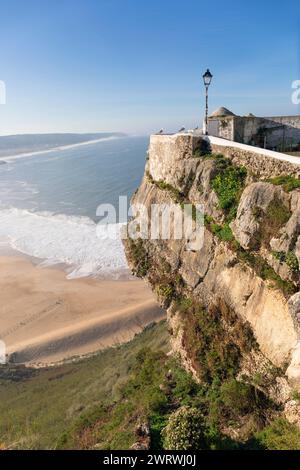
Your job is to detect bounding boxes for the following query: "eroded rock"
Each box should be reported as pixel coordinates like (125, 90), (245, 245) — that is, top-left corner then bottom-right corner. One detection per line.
(231, 182), (289, 250)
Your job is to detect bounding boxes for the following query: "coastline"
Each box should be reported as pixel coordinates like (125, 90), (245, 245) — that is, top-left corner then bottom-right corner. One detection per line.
(0, 254), (164, 367)
(0, 135), (123, 162)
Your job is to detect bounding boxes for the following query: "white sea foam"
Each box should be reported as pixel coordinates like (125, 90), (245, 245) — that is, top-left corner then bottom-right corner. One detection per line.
(0, 208), (129, 279)
(0, 136), (122, 162)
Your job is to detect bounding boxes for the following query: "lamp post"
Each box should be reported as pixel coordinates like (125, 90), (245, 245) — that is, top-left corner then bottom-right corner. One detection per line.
(202, 69), (213, 135)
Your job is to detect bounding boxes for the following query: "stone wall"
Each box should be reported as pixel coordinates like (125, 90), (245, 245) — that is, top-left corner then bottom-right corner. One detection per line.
(208, 114), (300, 151)
(148, 133), (300, 182)
(209, 141), (300, 179)
(148, 134), (202, 189)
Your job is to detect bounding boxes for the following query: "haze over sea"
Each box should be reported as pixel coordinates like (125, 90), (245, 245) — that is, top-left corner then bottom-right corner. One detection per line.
(0, 136), (148, 278)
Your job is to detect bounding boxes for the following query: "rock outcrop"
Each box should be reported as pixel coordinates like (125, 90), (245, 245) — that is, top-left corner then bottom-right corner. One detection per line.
(231, 182), (290, 250)
(123, 133), (300, 424)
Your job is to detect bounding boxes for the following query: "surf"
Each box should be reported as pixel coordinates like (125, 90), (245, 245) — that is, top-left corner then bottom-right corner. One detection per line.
(0, 207), (129, 279)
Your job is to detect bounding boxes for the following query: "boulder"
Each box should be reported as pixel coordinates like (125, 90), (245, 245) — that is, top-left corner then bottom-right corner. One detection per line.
(231, 182), (289, 250)
(271, 190), (300, 253)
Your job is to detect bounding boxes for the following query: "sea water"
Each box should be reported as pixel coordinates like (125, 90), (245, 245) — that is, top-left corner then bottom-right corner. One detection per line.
(0, 136), (148, 278)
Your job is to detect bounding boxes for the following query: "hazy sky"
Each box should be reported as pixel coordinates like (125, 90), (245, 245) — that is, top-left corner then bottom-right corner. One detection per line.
(0, 0), (299, 135)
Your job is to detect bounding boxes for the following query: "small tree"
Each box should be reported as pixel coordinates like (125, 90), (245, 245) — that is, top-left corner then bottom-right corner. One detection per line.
(162, 406), (205, 450)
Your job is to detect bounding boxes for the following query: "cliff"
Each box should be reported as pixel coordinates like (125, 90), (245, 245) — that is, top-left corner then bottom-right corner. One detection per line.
(124, 133), (300, 429)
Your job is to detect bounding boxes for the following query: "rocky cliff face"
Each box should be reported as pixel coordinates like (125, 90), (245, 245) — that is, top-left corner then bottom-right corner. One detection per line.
(123, 134), (300, 425)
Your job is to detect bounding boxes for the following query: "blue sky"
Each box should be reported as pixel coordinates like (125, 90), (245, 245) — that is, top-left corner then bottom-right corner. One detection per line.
(0, 0), (299, 135)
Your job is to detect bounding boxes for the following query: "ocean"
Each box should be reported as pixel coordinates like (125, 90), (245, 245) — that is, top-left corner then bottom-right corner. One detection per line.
(0, 136), (149, 279)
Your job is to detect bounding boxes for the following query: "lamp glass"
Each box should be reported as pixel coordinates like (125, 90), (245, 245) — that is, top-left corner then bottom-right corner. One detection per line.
(203, 69), (213, 86)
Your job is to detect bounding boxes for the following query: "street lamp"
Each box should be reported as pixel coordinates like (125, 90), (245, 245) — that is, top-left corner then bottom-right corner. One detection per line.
(202, 69), (213, 135)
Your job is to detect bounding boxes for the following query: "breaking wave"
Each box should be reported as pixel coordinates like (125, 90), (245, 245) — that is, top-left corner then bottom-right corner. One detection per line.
(0, 208), (129, 279)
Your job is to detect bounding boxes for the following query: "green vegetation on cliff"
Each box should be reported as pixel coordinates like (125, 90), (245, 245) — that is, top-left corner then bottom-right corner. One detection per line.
(272, 250), (299, 273)
(267, 175), (300, 192)
(204, 213), (296, 297)
(1, 317), (300, 451)
(146, 171), (185, 204)
(254, 197), (292, 248)
(0, 322), (168, 450)
(120, 143), (300, 450)
(176, 297), (257, 384)
(211, 158), (247, 221)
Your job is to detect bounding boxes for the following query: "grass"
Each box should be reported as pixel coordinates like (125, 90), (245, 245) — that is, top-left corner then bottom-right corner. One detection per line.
(0, 321), (169, 450)
(0, 309), (297, 450)
(59, 348), (170, 450)
(237, 249), (297, 297)
(156, 284), (174, 302)
(210, 222), (235, 242)
(267, 175), (300, 192)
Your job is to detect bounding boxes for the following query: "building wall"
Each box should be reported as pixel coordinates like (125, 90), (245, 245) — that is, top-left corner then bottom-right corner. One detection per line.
(208, 114), (300, 151)
(207, 116), (234, 140)
(262, 116), (300, 150)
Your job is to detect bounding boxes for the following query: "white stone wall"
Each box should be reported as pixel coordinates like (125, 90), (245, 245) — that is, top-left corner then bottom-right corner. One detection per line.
(148, 134), (202, 189)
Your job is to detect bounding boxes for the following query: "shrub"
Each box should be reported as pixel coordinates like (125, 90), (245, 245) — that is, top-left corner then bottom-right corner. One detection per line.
(220, 379), (256, 416)
(291, 391), (300, 403)
(147, 388), (168, 413)
(211, 223), (234, 242)
(255, 418), (300, 450)
(272, 250), (299, 273)
(146, 170), (154, 183)
(253, 198), (291, 248)
(285, 251), (299, 273)
(150, 414), (168, 450)
(192, 139), (211, 158)
(154, 180), (184, 204)
(237, 249), (297, 297)
(127, 238), (150, 277)
(212, 164), (247, 221)
(204, 214), (214, 225)
(156, 284), (174, 301)
(272, 251), (286, 263)
(177, 296), (193, 310)
(146, 173), (185, 203)
(266, 197), (291, 225)
(267, 175), (300, 192)
(178, 300), (251, 383)
(163, 406), (205, 450)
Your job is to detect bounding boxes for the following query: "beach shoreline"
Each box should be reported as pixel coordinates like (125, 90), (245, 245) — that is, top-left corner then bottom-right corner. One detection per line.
(0, 254), (164, 367)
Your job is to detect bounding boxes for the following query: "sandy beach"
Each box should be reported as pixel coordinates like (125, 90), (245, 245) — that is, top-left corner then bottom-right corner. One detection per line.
(0, 256), (164, 366)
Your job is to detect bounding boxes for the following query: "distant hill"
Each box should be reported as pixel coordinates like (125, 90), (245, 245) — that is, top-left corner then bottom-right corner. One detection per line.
(0, 132), (125, 158)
